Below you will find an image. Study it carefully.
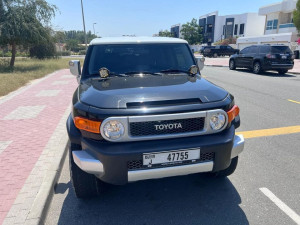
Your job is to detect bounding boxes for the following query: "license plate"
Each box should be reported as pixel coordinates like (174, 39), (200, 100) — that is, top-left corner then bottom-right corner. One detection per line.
(143, 148), (200, 166)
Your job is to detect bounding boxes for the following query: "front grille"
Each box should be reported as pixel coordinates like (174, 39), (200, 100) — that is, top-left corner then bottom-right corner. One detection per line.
(129, 117), (205, 137)
(127, 152), (215, 171)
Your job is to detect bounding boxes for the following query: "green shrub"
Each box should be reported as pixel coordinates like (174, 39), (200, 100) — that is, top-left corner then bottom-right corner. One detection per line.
(79, 50), (86, 55)
(4, 52), (12, 57)
(29, 42), (56, 59)
(59, 51), (71, 56)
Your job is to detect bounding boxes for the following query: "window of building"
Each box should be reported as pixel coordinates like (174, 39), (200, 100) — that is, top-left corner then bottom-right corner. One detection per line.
(223, 25), (225, 35)
(234, 24), (238, 35)
(207, 24), (213, 33)
(273, 19), (278, 29)
(239, 24), (245, 35)
(266, 20), (273, 30)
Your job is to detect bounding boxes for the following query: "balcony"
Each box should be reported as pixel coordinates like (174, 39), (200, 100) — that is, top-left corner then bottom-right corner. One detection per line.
(278, 23), (297, 34)
(279, 23), (295, 28)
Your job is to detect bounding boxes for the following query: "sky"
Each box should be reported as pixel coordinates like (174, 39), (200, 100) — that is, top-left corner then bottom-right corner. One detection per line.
(47, 0), (278, 37)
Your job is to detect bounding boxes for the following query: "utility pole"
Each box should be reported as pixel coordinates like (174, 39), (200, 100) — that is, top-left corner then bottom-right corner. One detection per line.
(93, 23), (97, 36)
(81, 0), (88, 51)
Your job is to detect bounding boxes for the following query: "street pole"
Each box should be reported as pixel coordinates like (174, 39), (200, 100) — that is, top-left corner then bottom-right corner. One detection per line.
(93, 23), (97, 36)
(81, 0), (88, 51)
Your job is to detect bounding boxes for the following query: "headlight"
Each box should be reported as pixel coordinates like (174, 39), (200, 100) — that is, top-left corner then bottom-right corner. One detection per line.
(209, 113), (226, 130)
(103, 120), (125, 140)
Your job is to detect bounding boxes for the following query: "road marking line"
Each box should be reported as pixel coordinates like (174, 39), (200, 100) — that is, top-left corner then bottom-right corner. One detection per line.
(236, 125), (300, 139)
(260, 188), (300, 225)
(288, 99), (300, 105)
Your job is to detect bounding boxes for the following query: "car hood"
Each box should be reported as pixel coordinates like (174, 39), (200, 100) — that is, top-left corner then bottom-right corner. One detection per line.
(78, 75), (228, 109)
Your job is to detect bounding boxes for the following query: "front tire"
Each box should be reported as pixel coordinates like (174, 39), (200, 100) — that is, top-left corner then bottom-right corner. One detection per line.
(253, 61), (262, 74)
(229, 59), (236, 70)
(69, 143), (104, 198)
(213, 156), (238, 177)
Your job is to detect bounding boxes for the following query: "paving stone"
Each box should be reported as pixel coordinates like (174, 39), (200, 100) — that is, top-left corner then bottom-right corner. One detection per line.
(35, 90), (60, 97)
(0, 141), (12, 154)
(4, 105), (46, 120)
(51, 80), (69, 85)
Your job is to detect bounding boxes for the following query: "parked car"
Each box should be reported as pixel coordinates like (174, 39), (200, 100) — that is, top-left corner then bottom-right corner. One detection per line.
(200, 46), (215, 54)
(67, 37), (244, 198)
(203, 45), (239, 57)
(229, 44), (294, 74)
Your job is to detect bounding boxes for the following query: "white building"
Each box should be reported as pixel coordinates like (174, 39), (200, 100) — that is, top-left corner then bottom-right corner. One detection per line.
(259, 0), (297, 35)
(199, 11), (265, 44)
(237, 0), (299, 50)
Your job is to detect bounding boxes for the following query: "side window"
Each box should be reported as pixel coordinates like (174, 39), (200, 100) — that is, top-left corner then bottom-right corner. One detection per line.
(227, 46), (232, 49)
(250, 46), (258, 54)
(259, 46), (270, 54)
(240, 47), (250, 54)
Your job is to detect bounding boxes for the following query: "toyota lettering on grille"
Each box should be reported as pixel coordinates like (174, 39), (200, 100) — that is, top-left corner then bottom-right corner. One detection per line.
(154, 123), (183, 130)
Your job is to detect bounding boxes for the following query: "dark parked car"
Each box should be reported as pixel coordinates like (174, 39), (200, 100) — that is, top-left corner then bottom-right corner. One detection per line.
(203, 45), (239, 57)
(200, 46), (215, 54)
(67, 37), (244, 198)
(229, 44), (294, 74)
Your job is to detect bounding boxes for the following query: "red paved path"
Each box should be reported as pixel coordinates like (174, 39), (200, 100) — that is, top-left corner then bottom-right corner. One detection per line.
(0, 69), (77, 223)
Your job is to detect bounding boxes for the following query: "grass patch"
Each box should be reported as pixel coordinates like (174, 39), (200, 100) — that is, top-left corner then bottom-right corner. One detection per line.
(0, 57), (84, 97)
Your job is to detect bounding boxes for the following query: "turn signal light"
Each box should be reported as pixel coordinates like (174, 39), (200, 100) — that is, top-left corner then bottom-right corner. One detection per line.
(227, 105), (240, 123)
(74, 117), (101, 134)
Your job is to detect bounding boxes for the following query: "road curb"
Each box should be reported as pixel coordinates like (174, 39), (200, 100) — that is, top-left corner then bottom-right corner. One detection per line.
(25, 110), (71, 225)
(26, 140), (69, 225)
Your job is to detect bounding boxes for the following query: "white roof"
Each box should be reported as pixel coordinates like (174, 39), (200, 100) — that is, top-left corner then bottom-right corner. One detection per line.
(90, 37), (188, 45)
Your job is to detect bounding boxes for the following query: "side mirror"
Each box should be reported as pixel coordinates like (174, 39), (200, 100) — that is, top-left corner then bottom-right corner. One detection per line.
(69, 60), (81, 76)
(196, 56), (205, 71)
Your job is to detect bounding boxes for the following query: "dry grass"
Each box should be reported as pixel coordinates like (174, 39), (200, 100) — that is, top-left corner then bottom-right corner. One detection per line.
(0, 57), (84, 97)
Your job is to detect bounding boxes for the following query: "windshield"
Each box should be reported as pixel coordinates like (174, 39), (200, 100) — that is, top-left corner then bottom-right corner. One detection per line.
(85, 43), (195, 76)
(271, 46), (292, 54)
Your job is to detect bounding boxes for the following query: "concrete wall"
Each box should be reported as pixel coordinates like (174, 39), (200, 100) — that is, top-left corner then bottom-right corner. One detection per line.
(237, 32), (298, 50)
(245, 13), (266, 37)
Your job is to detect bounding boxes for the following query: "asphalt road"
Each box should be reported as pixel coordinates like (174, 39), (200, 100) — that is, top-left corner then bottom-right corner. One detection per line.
(45, 67), (300, 225)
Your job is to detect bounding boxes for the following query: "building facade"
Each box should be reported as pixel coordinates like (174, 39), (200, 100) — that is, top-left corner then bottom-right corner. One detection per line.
(237, 0), (298, 50)
(170, 24), (183, 38)
(199, 11), (265, 45)
(259, 0), (297, 35)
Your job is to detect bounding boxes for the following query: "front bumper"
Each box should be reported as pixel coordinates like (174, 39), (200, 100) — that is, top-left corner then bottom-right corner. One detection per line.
(71, 125), (244, 185)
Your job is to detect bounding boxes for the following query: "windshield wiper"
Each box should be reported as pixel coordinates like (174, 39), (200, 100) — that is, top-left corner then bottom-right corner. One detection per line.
(160, 69), (189, 74)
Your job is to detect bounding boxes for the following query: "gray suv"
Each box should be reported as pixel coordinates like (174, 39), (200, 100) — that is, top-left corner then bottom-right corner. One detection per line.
(67, 37), (244, 198)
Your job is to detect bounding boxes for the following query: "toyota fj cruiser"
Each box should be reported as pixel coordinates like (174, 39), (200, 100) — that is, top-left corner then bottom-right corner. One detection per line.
(67, 37), (244, 198)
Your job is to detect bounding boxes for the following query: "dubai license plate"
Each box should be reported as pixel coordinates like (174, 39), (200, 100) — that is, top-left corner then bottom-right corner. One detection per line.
(143, 148), (200, 166)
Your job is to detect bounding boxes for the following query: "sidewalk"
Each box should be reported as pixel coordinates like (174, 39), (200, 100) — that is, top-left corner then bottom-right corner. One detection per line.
(0, 69), (77, 224)
(195, 54), (300, 74)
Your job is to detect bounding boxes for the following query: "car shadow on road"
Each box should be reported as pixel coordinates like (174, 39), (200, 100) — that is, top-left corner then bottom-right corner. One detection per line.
(56, 174), (249, 225)
(235, 69), (296, 77)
